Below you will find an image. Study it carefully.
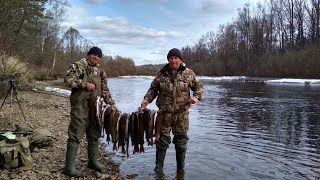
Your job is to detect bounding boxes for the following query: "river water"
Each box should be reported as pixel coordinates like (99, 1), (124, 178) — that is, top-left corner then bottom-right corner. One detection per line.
(104, 77), (320, 180)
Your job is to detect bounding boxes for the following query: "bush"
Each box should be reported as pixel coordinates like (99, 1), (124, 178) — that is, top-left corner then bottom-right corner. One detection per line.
(0, 55), (33, 97)
(0, 55), (33, 81)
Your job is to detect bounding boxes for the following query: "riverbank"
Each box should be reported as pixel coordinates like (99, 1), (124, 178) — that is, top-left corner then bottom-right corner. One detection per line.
(0, 80), (125, 179)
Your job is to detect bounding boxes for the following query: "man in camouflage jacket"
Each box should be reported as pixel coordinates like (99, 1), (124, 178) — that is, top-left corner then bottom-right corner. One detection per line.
(62, 47), (115, 177)
(141, 48), (204, 173)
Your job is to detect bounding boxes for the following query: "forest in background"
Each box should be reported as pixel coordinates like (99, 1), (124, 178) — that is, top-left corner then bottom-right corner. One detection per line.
(0, 0), (320, 86)
(182, 0), (320, 78)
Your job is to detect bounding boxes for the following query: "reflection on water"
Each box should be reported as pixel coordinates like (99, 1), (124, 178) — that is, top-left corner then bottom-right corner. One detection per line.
(105, 78), (320, 180)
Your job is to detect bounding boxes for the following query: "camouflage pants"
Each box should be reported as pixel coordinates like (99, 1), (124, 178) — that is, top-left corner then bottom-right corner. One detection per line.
(68, 90), (100, 144)
(161, 110), (189, 136)
(156, 110), (189, 152)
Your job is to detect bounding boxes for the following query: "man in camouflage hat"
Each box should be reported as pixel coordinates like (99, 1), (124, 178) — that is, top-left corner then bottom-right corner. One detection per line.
(62, 46), (115, 177)
(140, 48), (204, 173)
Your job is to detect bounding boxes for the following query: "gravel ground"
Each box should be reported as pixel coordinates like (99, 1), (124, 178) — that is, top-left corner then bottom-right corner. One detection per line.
(0, 80), (127, 180)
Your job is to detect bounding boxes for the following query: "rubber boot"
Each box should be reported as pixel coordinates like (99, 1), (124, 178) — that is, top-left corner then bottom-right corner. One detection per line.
(62, 140), (81, 177)
(87, 141), (105, 173)
(154, 148), (166, 172)
(176, 151), (186, 172)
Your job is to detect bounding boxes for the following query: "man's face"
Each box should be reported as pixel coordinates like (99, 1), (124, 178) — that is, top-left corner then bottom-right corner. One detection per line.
(168, 56), (181, 70)
(88, 54), (101, 64)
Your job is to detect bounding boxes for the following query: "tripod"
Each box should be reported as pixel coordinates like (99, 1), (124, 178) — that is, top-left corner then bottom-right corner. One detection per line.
(0, 80), (27, 126)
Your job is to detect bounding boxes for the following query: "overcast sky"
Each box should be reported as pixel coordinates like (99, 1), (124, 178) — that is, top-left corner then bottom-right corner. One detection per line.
(63, 0), (260, 65)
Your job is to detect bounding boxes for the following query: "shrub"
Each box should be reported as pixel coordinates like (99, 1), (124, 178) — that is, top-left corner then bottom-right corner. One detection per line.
(0, 55), (33, 96)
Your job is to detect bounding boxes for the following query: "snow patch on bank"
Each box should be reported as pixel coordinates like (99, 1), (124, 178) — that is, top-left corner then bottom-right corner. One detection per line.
(45, 87), (71, 96)
(265, 78), (320, 85)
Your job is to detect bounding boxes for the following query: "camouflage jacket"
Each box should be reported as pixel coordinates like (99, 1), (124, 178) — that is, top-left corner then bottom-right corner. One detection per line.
(64, 58), (115, 105)
(144, 64), (204, 113)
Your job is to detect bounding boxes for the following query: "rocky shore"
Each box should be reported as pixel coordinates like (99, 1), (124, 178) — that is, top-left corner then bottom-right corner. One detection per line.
(0, 80), (126, 180)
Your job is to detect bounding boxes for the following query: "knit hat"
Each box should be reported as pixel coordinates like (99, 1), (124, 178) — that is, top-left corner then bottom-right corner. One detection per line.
(167, 48), (182, 60)
(87, 46), (102, 58)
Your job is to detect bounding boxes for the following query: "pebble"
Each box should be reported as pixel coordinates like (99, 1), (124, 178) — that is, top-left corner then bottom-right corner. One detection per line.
(9, 173), (16, 179)
(0, 174), (10, 180)
(39, 170), (51, 176)
(27, 174), (37, 180)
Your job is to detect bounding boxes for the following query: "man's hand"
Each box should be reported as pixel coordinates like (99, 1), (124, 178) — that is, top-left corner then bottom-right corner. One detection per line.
(140, 99), (149, 109)
(189, 96), (199, 104)
(86, 83), (95, 91)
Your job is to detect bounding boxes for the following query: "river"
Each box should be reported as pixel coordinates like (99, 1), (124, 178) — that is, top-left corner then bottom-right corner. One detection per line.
(104, 76), (320, 180)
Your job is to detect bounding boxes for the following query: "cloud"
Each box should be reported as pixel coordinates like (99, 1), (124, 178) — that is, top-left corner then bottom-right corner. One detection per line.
(184, 0), (244, 17)
(64, 0), (253, 65)
(200, 0), (240, 15)
(118, 0), (168, 4)
(63, 7), (184, 47)
(150, 50), (165, 55)
(82, 0), (106, 5)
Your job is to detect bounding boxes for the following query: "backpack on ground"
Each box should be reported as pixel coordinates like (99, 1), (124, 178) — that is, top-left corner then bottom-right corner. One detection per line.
(0, 137), (32, 169)
(30, 128), (54, 147)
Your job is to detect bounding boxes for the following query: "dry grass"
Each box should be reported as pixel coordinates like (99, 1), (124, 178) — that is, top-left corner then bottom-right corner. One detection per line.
(0, 55), (35, 98)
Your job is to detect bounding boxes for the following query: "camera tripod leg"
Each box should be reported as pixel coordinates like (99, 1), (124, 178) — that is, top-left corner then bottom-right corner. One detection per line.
(0, 88), (11, 110)
(0, 84), (27, 127)
(0, 87), (14, 126)
(10, 88), (13, 125)
(13, 88), (27, 121)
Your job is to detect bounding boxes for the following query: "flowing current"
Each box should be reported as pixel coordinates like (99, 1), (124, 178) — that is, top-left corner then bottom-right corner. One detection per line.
(103, 77), (320, 180)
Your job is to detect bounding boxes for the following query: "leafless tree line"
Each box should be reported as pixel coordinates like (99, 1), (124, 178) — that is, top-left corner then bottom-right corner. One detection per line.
(181, 0), (320, 78)
(1, 0), (319, 79)
(0, 1), (69, 70)
(0, 0), (136, 79)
